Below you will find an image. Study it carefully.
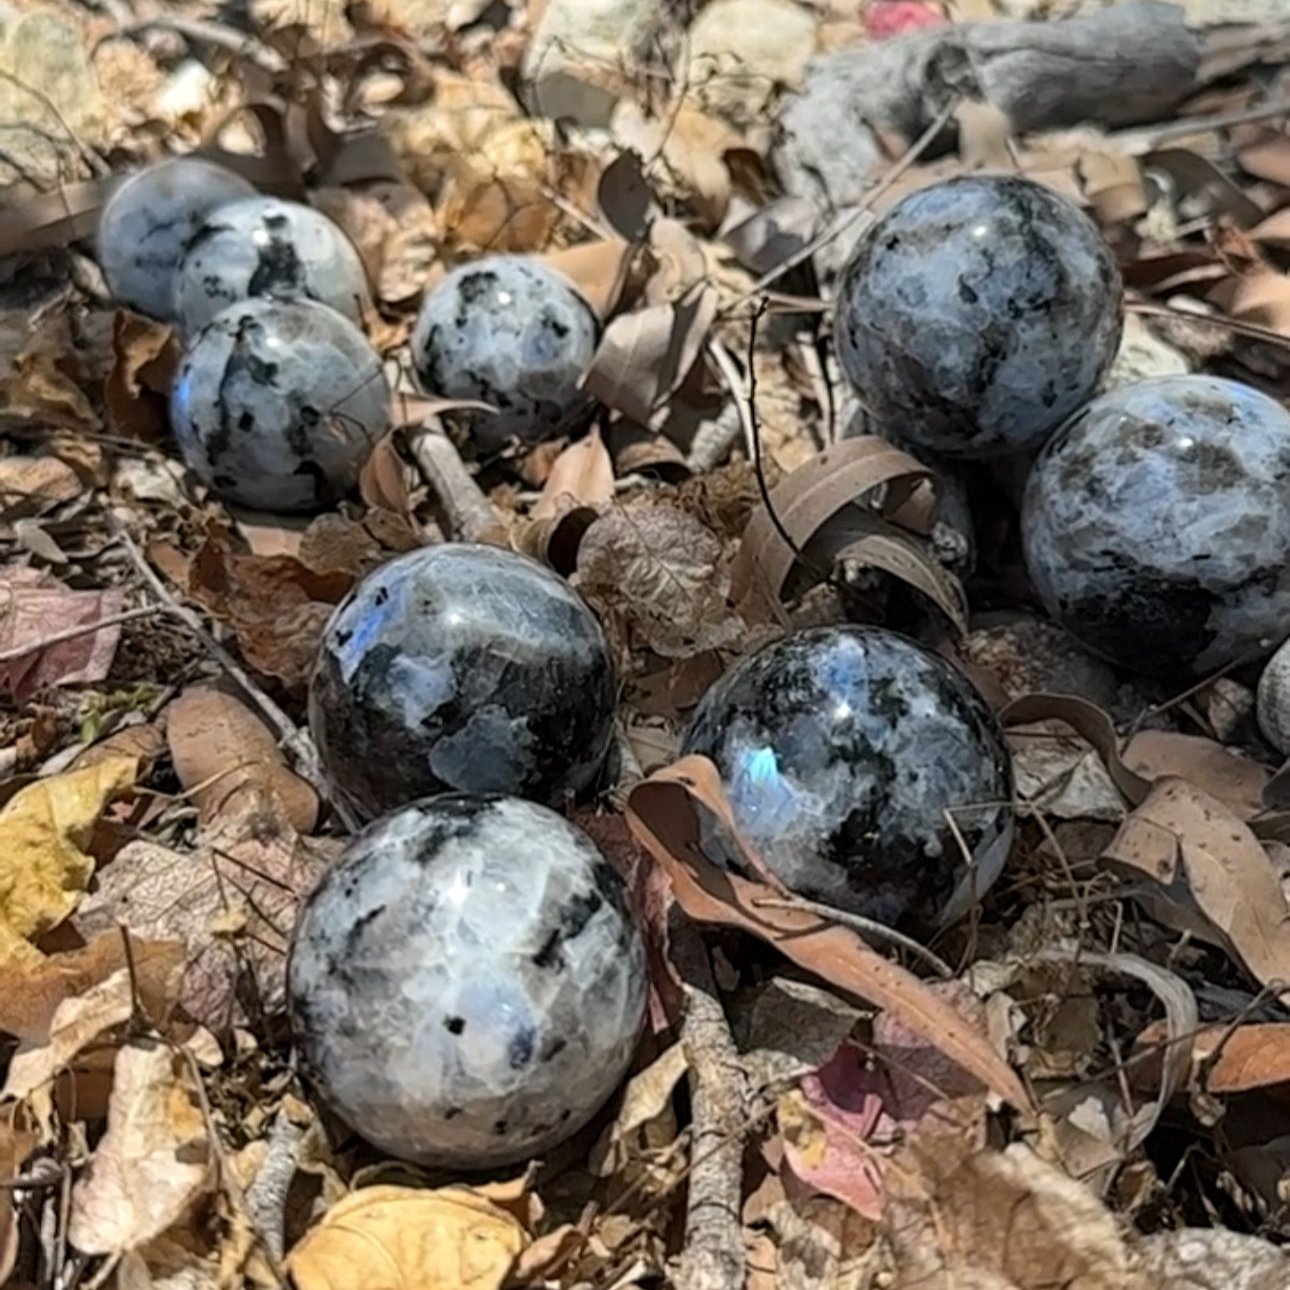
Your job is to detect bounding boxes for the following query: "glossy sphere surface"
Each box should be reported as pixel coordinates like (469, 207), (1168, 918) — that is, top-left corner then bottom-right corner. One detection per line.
(288, 794), (648, 1167)
(98, 158), (257, 320)
(682, 626), (1013, 930)
(173, 196), (371, 334)
(410, 256), (598, 450)
(835, 175), (1122, 458)
(1023, 375), (1290, 676)
(309, 544), (615, 818)
(169, 298), (390, 512)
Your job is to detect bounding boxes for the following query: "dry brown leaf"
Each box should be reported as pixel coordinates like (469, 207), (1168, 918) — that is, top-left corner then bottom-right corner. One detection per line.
(581, 283), (718, 430)
(542, 238), (635, 320)
(1079, 149), (1149, 226)
(1104, 777), (1290, 992)
(625, 756), (1031, 1113)
(166, 686), (319, 834)
(532, 429), (615, 521)
(1122, 729), (1267, 819)
(358, 431), (416, 516)
(72, 722), (167, 776)
(286, 1185), (527, 1290)
(1248, 207), (1290, 248)
(0, 567), (126, 704)
(0, 311), (100, 431)
(0, 456), (82, 521)
(511, 507), (600, 578)
(1208, 270), (1290, 334)
(68, 1040), (213, 1257)
(575, 502), (744, 658)
(885, 1144), (1141, 1290)
(954, 100), (1013, 170)
(0, 933), (183, 1044)
(73, 816), (326, 1029)
(1234, 126), (1290, 188)
(103, 312), (181, 444)
(1133, 1020), (1290, 1096)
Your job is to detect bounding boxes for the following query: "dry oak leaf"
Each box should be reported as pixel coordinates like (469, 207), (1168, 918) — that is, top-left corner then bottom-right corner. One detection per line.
(0, 566), (127, 704)
(1104, 776), (1290, 993)
(0, 456), (82, 520)
(68, 1040), (213, 1257)
(575, 502), (743, 658)
(625, 756), (1030, 1113)
(0, 755), (137, 964)
(166, 686), (319, 833)
(286, 1185), (527, 1290)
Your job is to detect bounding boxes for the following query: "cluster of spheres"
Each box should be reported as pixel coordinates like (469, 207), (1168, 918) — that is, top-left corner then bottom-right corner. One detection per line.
(836, 174), (1290, 683)
(96, 153), (1290, 1170)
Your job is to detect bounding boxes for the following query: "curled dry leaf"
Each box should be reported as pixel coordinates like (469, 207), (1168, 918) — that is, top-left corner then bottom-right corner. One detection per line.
(286, 1185), (527, 1290)
(531, 428), (615, 521)
(0, 456), (82, 521)
(0, 566), (126, 704)
(68, 1040), (213, 1257)
(0, 755), (138, 964)
(1104, 777), (1290, 994)
(624, 756), (1031, 1113)
(581, 282), (719, 430)
(542, 238), (636, 321)
(731, 436), (964, 630)
(575, 502), (744, 658)
(166, 686), (319, 834)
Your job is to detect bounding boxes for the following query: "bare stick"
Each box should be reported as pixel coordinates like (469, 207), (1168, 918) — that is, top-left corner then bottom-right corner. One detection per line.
(704, 339), (757, 460)
(0, 605), (160, 662)
(244, 1108), (307, 1262)
(726, 96), (959, 313)
(406, 421), (501, 541)
(669, 915), (746, 1290)
(112, 522), (360, 832)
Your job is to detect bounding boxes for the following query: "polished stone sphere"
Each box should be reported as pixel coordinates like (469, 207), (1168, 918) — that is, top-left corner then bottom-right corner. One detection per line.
(682, 626), (1013, 931)
(410, 256), (598, 451)
(1023, 375), (1290, 676)
(173, 195), (371, 334)
(288, 794), (648, 1167)
(834, 174), (1122, 458)
(169, 297), (390, 512)
(97, 158), (257, 320)
(309, 543), (616, 818)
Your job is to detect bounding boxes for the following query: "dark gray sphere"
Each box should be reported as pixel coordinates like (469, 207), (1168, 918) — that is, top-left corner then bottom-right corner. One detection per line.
(173, 196), (371, 335)
(682, 626), (1013, 931)
(1023, 375), (1290, 677)
(410, 256), (598, 451)
(288, 794), (648, 1167)
(169, 298), (390, 512)
(309, 544), (616, 818)
(834, 175), (1123, 458)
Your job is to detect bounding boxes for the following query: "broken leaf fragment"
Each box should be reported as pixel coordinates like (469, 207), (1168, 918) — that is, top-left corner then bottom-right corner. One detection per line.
(287, 1184), (528, 1290)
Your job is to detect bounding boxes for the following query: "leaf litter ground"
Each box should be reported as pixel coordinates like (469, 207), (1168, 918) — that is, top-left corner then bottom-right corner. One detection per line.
(5, 0), (1290, 1287)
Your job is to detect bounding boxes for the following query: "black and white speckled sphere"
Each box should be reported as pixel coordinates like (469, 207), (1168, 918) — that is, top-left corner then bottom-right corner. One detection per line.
(309, 544), (615, 818)
(97, 158), (257, 321)
(173, 196), (371, 335)
(1023, 375), (1290, 677)
(682, 626), (1013, 931)
(834, 175), (1123, 458)
(410, 256), (598, 451)
(169, 298), (390, 512)
(288, 794), (648, 1167)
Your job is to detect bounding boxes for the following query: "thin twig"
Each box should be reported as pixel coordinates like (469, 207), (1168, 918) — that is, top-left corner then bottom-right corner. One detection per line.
(1114, 95), (1290, 154)
(1128, 299), (1290, 352)
(405, 422), (501, 542)
(703, 339), (756, 460)
(750, 896), (955, 979)
(0, 605), (160, 662)
(112, 521), (360, 832)
(725, 96), (960, 312)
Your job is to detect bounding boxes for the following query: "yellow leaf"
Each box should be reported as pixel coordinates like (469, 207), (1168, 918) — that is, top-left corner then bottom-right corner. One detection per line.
(0, 755), (137, 947)
(286, 1185), (528, 1290)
